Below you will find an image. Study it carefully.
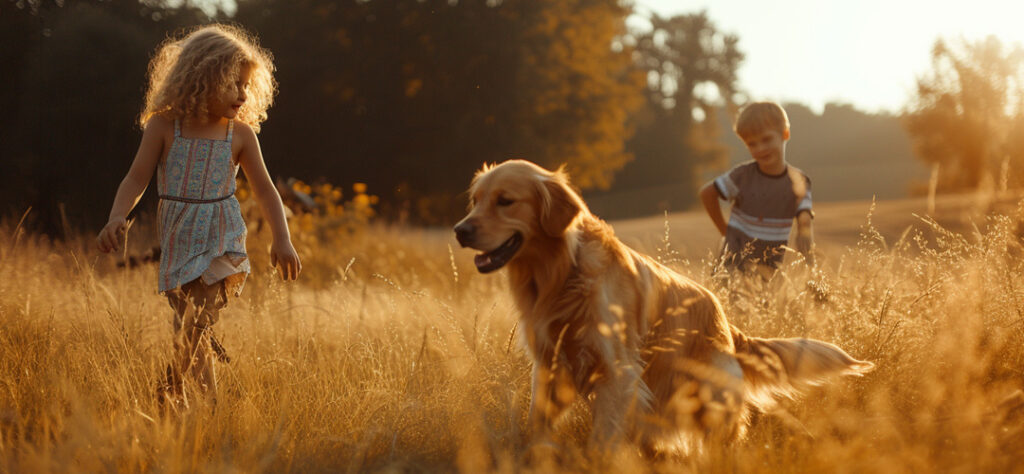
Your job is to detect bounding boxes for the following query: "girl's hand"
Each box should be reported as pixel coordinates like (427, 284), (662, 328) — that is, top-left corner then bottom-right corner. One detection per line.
(97, 218), (127, 253)
(269, 240), (302, 281)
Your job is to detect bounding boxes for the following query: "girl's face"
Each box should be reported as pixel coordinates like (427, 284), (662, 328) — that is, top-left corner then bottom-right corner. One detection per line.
(207, 64), (252, 121)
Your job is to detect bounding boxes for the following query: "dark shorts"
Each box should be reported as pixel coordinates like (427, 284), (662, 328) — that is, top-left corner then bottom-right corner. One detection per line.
(720, 235), (787, 270)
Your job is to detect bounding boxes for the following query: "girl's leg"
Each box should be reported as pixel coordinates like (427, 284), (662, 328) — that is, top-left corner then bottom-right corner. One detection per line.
(159, 289), (191, 411)
(181, 310), (216, 396)
(160, 279), (227, 410)
(179, 279), (226, 399)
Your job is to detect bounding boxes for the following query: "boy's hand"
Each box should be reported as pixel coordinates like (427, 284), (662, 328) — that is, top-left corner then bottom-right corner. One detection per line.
(97, 218), (127, 253)
(795, 234), (815, 267)
(270, 240), (302, 281)
(795, 211), (815, 267)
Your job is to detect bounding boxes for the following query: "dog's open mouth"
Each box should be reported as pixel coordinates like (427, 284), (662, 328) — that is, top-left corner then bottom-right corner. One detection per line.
(474, 233), (523, 273)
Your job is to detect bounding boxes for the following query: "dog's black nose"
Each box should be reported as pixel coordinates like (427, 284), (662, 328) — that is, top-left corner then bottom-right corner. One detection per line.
(454, 221), (475, 247)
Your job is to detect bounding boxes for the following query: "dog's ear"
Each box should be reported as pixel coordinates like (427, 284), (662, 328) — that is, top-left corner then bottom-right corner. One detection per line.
(539, 167), (585, 237)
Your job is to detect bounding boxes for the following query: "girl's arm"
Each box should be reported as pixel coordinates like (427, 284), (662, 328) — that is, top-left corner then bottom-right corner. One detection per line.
(96, 117), (166, 253)
(236, 123), (302, 281)
(699, 182), (728, 236)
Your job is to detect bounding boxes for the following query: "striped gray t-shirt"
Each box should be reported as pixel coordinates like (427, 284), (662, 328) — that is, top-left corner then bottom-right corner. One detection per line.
(713, 161), (813, 268)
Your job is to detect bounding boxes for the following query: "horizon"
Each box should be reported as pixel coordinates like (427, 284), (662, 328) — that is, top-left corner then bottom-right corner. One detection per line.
(635, 0), (1024, 114)
(196, 0), (1024, 116)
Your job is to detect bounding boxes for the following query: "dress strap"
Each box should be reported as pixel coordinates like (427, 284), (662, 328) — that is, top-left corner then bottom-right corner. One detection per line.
(226, 119), (234, 142)
(173, 119), (181, 137)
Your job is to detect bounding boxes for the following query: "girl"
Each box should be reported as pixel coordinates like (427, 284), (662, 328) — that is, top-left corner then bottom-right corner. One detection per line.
(96, 24), (301, 409)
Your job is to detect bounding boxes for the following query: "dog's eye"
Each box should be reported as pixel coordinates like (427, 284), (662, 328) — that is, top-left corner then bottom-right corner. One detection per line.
(496, 196), (515, 207)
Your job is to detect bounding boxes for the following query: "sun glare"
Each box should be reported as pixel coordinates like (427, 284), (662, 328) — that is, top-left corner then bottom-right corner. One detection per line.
(633, 0), (1024, 112)
(965, 4), (1024, 47)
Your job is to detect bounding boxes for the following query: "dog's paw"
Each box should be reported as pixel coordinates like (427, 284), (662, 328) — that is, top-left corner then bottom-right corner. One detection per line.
(523, 438), (563, 469)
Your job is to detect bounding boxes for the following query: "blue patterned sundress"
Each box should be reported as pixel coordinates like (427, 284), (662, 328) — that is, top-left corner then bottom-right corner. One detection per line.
(157, 119), (249, 295)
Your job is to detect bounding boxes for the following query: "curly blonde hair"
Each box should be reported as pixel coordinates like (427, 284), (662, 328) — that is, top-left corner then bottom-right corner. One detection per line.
(141, 23), (276, 132)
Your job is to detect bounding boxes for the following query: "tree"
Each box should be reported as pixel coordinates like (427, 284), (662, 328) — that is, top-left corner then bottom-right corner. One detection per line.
(508, 0), (643, 190)
(903, 36), (1024, 192)
(600, 11), (742, 216)
(1, 0), (217, 235)
(3, 0), (645, 229)
(235, 0), (642, 223)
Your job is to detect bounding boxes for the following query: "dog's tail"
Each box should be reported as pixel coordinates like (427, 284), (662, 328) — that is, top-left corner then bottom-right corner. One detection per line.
(729, 325), (874, 409)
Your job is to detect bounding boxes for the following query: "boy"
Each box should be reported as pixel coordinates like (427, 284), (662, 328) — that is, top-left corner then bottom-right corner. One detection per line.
(699, 102), (814, 272)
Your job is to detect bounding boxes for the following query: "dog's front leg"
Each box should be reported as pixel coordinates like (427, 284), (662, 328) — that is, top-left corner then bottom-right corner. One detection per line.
(589, 364), (651, 449)
(528, 362), (577, 436)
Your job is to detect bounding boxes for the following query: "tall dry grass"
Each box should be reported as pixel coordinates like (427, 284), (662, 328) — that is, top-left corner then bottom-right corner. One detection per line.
(1, 199), (1023, 473)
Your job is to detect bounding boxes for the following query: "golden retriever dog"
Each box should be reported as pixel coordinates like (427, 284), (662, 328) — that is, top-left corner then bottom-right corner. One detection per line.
(454, 159), (873, 453)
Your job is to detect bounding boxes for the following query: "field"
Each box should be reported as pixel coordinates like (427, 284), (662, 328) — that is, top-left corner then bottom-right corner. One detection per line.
(1, 193), (1023, 473)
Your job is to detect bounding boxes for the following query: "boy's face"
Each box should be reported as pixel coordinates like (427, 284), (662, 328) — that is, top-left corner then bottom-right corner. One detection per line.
(741, 128), (788, 173)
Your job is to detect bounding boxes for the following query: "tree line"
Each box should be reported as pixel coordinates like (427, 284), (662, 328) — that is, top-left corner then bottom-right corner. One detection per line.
(2, 0), (742, 234)
(4, 0), (1013, 236)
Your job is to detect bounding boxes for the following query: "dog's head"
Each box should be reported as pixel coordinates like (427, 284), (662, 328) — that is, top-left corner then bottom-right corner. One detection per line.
(454, 159), (587, 273)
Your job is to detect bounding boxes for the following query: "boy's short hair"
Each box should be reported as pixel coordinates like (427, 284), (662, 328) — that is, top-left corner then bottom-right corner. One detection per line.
(734, 102), (790, 138)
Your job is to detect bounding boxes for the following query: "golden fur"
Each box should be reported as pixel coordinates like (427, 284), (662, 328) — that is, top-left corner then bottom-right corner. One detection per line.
(455, 159), (873, 452)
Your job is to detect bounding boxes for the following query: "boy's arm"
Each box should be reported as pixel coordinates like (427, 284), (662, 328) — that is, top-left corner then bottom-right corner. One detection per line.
(795, 210), (814, 266)
(236, 123), (302, 281)
(699, 182), (728, 236)
(97, 117), (166, 253)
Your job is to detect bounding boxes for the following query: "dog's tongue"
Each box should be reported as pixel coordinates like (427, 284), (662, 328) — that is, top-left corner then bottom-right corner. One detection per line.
(471, 233), (521, 273)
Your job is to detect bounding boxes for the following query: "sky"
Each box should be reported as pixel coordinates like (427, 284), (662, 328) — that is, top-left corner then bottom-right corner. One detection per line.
(634, 0), (1024, 114)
